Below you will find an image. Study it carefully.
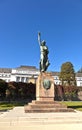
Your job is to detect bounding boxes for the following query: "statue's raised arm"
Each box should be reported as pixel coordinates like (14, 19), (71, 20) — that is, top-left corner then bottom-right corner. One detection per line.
(38, 32), (41, 46)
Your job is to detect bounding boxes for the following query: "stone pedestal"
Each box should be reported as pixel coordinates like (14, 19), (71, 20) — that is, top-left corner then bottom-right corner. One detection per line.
(24, 72), (74, 113)
(36, 72), (54, 101)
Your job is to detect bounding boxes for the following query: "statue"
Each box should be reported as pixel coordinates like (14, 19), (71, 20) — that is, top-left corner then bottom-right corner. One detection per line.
(38, 32), (50, 72)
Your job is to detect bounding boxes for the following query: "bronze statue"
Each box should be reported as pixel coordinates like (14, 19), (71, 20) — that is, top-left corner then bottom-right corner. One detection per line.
(38, 32), (50, 72)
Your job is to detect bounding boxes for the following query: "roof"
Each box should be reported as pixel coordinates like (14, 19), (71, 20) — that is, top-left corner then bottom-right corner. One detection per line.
(15, 65), (39, 71)
(51, 72), (60, 76)
(0, 68), (11, 73)
(76, 73), (82, 77)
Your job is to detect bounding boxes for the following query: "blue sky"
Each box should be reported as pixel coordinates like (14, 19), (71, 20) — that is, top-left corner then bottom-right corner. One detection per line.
(0, 0), (82, 72)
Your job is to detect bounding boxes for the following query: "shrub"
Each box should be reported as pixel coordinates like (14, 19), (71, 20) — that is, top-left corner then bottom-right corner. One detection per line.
(0, 79), (8, 100)
(55, 85), (78, 101)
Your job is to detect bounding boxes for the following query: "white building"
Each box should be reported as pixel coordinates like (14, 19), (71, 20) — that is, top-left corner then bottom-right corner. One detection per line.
(75, 73), (82, 86)
(11, 66), (39, 83)
(0, 68), (11, 82)
(0, 65), (82, 86)
(51, 72), (61, 85)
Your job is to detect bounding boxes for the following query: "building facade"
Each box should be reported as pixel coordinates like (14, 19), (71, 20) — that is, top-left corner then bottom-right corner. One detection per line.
(0, 65), (82, 86)
(75, 73), (82, 86)
(0, 68), (11, 82)
(10, 66), (39, 83)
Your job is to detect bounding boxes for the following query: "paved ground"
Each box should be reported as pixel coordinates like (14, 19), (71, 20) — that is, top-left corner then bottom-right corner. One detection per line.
(0, 107), (82, 130)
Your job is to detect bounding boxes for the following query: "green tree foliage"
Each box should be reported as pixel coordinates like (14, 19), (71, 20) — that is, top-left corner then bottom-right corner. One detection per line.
(59, 62), (76, 86)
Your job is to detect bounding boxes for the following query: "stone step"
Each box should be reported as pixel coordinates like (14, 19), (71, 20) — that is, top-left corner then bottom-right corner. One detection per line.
(24, 107), (74, 113)
(32, 100), (59, 104)
(24, 101), (74, 113)
(28, 104), (67, 108)
(29, 100), (67, 107)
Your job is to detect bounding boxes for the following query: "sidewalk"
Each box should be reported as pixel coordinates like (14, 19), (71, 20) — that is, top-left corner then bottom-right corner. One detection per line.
(0, 107), (82, 130)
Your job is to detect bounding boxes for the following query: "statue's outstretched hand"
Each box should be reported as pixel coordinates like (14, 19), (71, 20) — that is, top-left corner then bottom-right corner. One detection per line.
(38, 32), (41, 45)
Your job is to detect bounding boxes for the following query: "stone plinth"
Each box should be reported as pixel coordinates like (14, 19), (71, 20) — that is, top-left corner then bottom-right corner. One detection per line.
(24, 72), (75, 113)
(36, 72), (54, 101)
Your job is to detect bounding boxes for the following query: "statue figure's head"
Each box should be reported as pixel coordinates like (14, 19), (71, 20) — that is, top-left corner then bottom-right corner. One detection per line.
(41, 40), (46, 46)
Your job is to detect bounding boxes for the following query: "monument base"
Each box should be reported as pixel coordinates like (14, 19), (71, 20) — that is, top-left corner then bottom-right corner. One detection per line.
(24, 72), (74, 113)
(24, 100), (74, 113)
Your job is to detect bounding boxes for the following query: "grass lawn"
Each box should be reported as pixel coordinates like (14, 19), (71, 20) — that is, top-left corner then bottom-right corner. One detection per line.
(0, 101), (82, 111)
(61, 101), (82, 111)
(0, 102), (25, 111)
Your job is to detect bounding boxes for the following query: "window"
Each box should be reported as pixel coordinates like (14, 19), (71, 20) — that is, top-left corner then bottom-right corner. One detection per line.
(54, 76), (58, 80)
(16, 77), (20, 82)
(26, 77), (28, 82)
(55, 82), (58, 85)
(80, 82), (82, 86)
(21, 77), (25, 82)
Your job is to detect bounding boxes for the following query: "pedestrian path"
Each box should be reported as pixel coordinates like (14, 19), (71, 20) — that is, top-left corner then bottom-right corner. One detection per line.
(0, 107), (82, 130)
